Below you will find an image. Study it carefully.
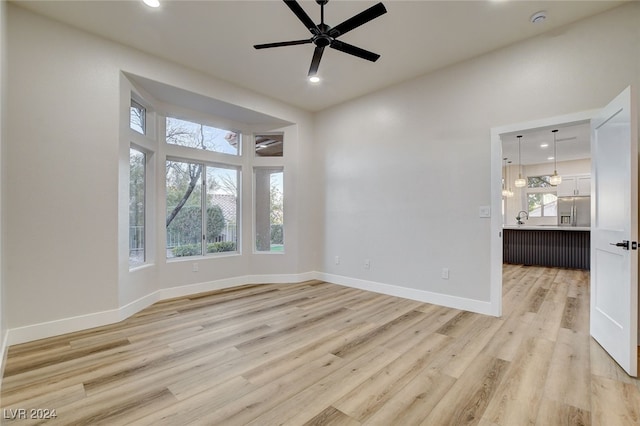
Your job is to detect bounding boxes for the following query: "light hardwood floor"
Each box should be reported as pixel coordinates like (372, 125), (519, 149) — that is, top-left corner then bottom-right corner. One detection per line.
(2, 265), (639, 425)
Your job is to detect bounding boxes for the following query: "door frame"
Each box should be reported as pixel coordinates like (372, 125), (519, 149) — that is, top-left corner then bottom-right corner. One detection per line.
(489, 109), (598, 316)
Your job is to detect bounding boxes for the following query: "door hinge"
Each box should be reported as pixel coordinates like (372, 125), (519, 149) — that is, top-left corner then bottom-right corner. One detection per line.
(632, 241), (637, 250)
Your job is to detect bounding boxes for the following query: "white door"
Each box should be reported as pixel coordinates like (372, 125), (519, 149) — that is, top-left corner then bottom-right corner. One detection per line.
(590, 86), (638, 377)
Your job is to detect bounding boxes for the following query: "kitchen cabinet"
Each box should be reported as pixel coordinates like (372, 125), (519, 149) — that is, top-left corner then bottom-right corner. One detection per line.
(556, 174), (591, 196)
(503, 227), (590, 270)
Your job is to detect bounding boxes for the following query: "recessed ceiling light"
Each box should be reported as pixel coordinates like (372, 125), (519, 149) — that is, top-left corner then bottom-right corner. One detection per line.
(547, 156), (555, 161)
(309, 76), (321, 84)
(540, 143), (549, 148)
(143, 0), (160, 8)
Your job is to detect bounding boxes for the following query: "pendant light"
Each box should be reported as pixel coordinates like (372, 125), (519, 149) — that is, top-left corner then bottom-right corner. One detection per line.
(514, 135), (526, 188)
(505, 160), (514, 198)
(550, 129), (562, 186)
(502, 157), (510, 197)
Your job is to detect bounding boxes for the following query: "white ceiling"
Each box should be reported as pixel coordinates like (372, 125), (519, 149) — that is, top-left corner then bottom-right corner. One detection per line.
(12, 0), (627, 112)
(501, 121), (591, 167)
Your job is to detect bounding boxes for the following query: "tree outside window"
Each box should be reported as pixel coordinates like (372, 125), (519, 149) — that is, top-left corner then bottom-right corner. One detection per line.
(255, 168), (284, 252)
(165, 118), (239, 258)
(129, 148), (145, 266)
(527, 175), (557, 217)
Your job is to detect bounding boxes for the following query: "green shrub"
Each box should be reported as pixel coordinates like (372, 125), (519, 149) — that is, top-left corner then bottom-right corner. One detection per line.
(172, 241), (236, 257)
(270, 224), (283, 245)
(172, 244), (201, 257)
(207, 241), (237, 253)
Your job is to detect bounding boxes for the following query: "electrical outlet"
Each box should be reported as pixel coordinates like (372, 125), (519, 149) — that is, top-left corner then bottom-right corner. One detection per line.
(192, 263), (199, 272)
(441, 268), (449, 279)
(364, 259), (371, 270)
(335, 256), (340, 265)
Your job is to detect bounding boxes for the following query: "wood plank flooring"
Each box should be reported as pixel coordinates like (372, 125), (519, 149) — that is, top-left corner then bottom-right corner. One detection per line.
(2, 265), (639, 425)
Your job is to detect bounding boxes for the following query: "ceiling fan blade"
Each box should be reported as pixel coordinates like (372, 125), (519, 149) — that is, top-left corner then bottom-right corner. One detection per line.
(254, 39), (312, 49)
(329, 2), (387, 38)
(308, 46), (325, 76)
(284, 0), (319, 33)
(330, 40), (380, 62)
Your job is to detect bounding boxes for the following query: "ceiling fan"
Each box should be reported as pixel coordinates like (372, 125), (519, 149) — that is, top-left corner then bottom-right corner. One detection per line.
(254, 0), (387, 77)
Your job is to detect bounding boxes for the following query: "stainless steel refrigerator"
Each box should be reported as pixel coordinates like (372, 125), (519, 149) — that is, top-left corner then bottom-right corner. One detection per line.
(557, 196), (591, 227)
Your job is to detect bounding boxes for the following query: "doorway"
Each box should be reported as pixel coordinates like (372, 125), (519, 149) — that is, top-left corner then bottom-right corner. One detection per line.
(489, 110), (597, 317)
(490, 89), (639, 376)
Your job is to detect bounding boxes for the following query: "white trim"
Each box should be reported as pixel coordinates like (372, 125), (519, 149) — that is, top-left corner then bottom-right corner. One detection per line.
(317, 272), (494, 316)
(8, 308), (121, 346)
(0, 329), (9, 390)
(119, 291), (160, 320)
(159, 272), (317, 300)
(490, 109), (598, 318)
(6, 270), (496, 346)
(6, 272), (318, 346)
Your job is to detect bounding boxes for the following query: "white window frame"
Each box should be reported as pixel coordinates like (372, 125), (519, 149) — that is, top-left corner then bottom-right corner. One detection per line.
(127, 94), (156, 270)
(525, 175), (557, 218)
(163, 112), (244, 261)
(253, 167), (284, 254)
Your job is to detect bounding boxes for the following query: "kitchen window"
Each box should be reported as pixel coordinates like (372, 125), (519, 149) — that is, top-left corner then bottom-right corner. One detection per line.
(526, 175), (557, 217)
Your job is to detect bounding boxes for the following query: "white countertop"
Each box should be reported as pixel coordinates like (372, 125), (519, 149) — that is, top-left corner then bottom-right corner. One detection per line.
(503, 225), (590, 231)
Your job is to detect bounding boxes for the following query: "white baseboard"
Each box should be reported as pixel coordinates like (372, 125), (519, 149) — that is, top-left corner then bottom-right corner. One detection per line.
(0, 329), (8, 390)
(158, 272), (318, 300)
(6, 271), (492, 346)
(317, 272), (495, 316)
(6, 272), (320, 346)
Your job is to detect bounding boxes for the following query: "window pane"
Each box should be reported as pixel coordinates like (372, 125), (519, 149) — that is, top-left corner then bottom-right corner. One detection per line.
(206, 166), (239, 253)
(528, 192), (558, 217)
(528, 193), (542, 217)
(129, 148), (145, 266)
(528, 175), (552, 188)
(166, 160), (203, 258)
(166, 117), (239, 155)
(255, 133), (283, 157)
(255, 168), (284, 252)
(130, 100), (146, 134)
(542, 193), (558, 217)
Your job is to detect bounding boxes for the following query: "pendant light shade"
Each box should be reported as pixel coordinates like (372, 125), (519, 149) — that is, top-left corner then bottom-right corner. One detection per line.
(514, 135), (526, 188)
(505, 160), (514, 198)
(502, 157), (511, 197)
(550, 129), (562, 186)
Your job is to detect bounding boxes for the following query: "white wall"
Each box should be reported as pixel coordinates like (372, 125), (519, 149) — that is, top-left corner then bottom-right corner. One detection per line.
(315, 3), (639, 307)
(5, 4), (317, 337)
(4, 2), (639, 345)
(0, 0), (8, 378)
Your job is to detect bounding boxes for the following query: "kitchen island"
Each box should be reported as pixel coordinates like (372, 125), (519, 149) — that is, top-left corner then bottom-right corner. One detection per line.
(503, 226), (590, 270)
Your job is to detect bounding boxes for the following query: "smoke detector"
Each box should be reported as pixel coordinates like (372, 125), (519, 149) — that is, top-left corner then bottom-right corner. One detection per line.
(530, 11), (547, 24)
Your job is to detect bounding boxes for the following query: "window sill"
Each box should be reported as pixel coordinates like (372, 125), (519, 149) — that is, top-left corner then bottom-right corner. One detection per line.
(166, 251), (242, 263)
